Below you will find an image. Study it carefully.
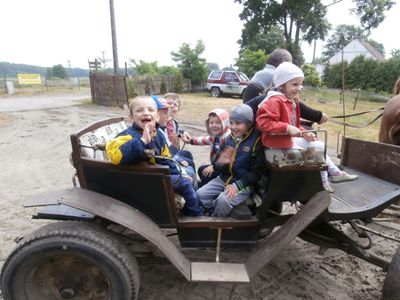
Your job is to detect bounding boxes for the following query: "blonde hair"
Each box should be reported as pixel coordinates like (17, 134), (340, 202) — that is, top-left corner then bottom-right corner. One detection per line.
(128, 96), (155, 112)
(394, 78), (400, 95)
(163, 93), (182, 106)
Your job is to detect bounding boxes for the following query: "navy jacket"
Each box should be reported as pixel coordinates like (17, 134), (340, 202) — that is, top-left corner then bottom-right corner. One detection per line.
(214, 128), (265, 190)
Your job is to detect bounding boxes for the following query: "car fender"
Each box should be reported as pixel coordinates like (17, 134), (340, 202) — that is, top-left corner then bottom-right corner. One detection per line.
(24, 188), (191, 281)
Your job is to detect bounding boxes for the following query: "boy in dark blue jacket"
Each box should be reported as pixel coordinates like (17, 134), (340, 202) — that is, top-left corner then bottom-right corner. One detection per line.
(106, 96), (203, 216)
(196, 104), (265, 217)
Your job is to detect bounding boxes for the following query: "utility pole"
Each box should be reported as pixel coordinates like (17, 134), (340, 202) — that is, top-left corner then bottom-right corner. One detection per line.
(109, 0), (120, 104)
(109, 0), (119, 76)
(312, 0), (344, 63)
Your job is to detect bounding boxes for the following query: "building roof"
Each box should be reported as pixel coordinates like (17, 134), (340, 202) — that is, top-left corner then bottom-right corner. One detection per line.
(328, 39), (386, 64)
(359, 40), (385, 62)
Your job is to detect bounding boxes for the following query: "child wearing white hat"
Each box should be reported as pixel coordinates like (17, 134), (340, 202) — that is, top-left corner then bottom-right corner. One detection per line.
(256, 62), (358, 192)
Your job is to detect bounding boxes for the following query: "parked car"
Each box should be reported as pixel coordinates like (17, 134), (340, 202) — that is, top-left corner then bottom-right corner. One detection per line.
(206, 70), (249, 97)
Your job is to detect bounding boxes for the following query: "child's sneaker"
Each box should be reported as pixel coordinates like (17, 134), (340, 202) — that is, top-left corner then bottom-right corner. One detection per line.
(323, 182), (334, 193)
(331, 172), (359, 183)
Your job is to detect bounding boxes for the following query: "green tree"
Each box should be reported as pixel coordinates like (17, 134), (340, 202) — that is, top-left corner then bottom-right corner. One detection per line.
(158, 65), (181, 76)
(236, 0), (394, 63)
(45, 67), (53, 78)
(171, 40), (208, 87)
(322, 62), (348, 89)
(130, 60), (158, 75)
(47, 64), (68, 79)
(390, 49), (400, 57)
(173, 72), (184, 93)
(302, 64), (321, 87)
(239, 25), (285, 54)
(351, 0), (394, 31)
(235, 49), (267, 78)
(236, 0), (330, 63)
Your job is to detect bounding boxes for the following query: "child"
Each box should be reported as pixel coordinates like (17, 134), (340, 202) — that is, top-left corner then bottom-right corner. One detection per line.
(163, 93), (191, 149)
(256, 62), (358, 192)
(196, 104), (265, 217)
(106, 95), (203, 216)
(152, 95), (197, 188)
(159, 93), (196, 172)
(188, 108), (230, 187)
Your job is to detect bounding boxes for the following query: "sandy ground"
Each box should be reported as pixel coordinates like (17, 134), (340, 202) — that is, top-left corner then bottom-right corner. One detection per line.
(0, 92), (399, 299)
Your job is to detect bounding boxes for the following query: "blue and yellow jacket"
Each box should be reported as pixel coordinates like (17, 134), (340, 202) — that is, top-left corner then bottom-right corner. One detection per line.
(214, 128), (265, 191)
(106, 123), (179, 174)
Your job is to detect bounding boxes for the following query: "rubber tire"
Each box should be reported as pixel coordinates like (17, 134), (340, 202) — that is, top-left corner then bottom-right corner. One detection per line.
(210, 87), (221, 97)
(382, 246), (400, 300)
(1, 221), (140, 300)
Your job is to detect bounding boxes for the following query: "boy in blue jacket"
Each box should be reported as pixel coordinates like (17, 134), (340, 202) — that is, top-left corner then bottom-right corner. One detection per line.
(106, 95), (203, 216)
(196, 104), (265, 217)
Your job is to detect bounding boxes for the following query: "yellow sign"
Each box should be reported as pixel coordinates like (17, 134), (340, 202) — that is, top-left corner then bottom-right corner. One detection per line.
(17, 74), (41, 85)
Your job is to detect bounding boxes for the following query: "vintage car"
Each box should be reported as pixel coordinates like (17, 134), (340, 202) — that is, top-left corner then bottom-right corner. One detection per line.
(1, 117), (400, 300)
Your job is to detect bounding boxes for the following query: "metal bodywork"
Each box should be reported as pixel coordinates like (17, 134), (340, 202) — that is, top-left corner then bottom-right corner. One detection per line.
(4, 117), (400, 296)
(24, 187), (331, 282)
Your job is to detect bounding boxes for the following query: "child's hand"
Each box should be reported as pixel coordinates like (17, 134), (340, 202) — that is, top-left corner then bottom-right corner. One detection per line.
(141, 124), (153, 145)
(225, 184), (237, 200)
(302, 132), (317, 142)
(181, 131), (191, 143)
(183, 175), (193, 182)
(217, 147), (234, 165)
(169, 132), (180, 148)
(180, 160), (189, 167)
(202, 165), (214, 177)
(287, 125), (301, 136)
(319, 113), (329, 124)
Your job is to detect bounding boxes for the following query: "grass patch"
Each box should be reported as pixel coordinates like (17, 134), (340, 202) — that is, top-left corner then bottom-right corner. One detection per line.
(178, 88), (386, 152)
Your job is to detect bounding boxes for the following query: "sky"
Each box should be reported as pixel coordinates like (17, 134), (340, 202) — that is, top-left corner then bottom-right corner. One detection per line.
(1, 0), (399, 70)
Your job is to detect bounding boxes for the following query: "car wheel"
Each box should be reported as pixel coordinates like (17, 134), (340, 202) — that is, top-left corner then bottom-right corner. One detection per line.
(382, 246), (400, 300)
(210, 87), (221, 97)
(1, 221), (140, 300)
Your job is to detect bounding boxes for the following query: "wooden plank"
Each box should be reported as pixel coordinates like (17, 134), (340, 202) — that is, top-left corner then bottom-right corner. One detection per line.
(341, 138), (400, 185)
(328, 168), (400, 220)
(178, 216), (258, 228)
(245, 191), (331, 278)
(191, 262), (249, 282)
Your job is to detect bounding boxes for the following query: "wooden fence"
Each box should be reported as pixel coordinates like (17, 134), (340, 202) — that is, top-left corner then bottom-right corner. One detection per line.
(89, 73), (199, 107)
(90, 72), (127, 107)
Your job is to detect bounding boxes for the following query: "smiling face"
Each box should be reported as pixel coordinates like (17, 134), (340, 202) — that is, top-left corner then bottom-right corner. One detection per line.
(281, 77), (303, 100)
(229, 120), (250, 138)
(166, 97), (180, 119)
(129, 97), (158, 130)
(208, 114), (223, 136)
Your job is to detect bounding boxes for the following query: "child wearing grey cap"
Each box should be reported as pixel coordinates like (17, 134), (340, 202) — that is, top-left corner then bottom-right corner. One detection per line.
(196, 104), (265, 217)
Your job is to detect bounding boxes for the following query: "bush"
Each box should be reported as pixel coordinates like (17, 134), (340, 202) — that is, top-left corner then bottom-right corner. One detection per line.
(160, 80), (167, 94)
(302, 64), (321, 87)
(323, 55), (400, 93)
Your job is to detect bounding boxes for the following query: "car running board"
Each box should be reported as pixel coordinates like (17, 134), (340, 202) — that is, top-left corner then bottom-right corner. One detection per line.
(191, 262), (249, 282)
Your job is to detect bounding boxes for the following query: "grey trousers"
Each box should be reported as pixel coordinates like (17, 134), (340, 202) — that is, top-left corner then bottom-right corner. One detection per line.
(196, 177), (251, 217)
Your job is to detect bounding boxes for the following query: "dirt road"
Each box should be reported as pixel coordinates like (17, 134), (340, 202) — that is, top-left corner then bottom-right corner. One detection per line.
(0, 92), (398, 299)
